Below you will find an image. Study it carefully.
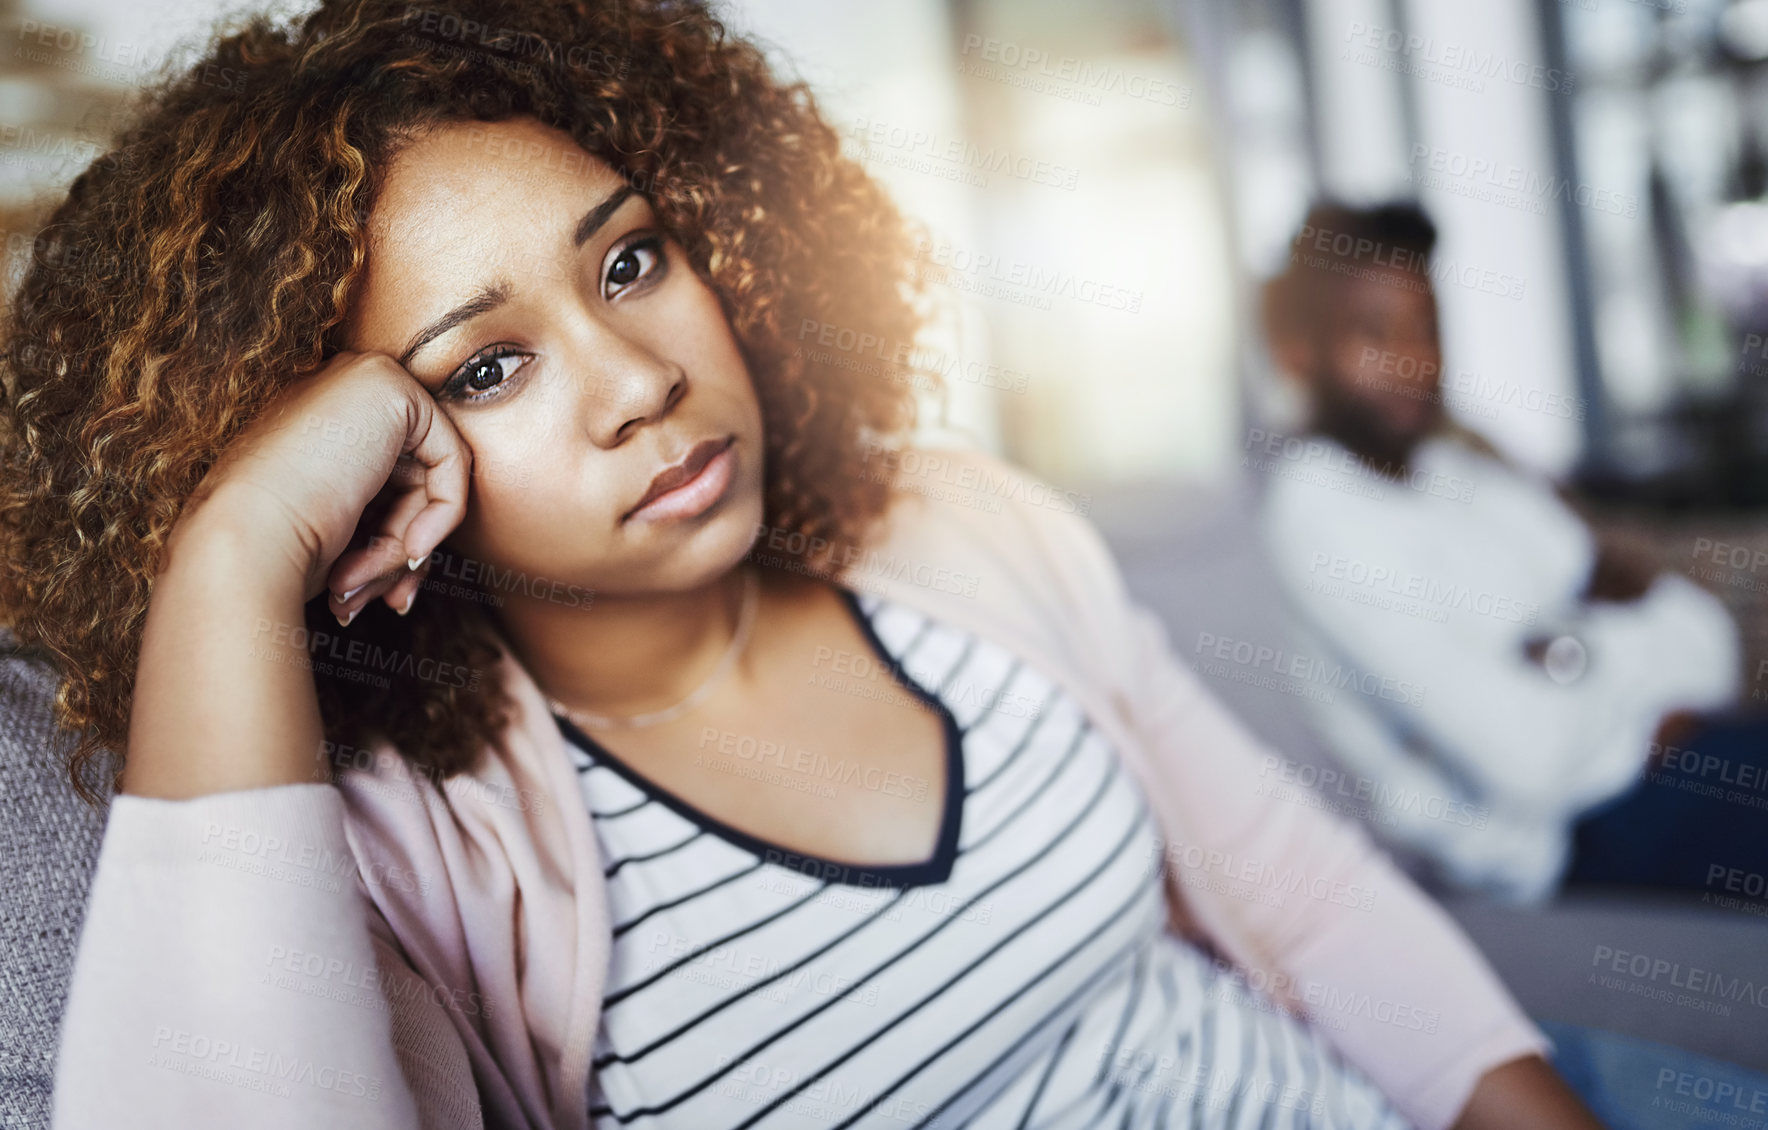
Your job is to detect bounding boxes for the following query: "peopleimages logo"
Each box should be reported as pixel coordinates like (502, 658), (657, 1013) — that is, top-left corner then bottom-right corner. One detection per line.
(860, 442), (1092, 516)
(1344, 22), (1575, 94)
(911, 236), (1144, 314)
(1590, 944), (1768, 1013)
(1651, 1068), (1768, 1119)
(1408, 145), (1638, 218)
(1243, 428), (1477, 504)
(747, 522), (983, 599)
(148, 1026), (384, 1101)
(1206, 958), (1442, 1034)
(1144, 835), (1378, 911)
(1193, 631), (1428, 708)
(1304, 551), (1541, 626)
(399, 7), (628, 77)
(957, 34), (1190, 108)
(1258, 754), (1489, 829)
(849, 116), (1081, 191)
(1291, 224), (1527, 301)
(794, 318), (1033, 394)
(263, 943), (491, 1019)
(1704, 863), (1768, 920)
(0, 124), (99, 166)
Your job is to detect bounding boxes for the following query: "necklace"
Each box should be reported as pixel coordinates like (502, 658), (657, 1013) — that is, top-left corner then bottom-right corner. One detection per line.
(544, 567), (759, 731)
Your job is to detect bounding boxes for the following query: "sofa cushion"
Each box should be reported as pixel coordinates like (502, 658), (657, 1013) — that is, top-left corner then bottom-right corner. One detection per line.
(0, 628), (111, 1130)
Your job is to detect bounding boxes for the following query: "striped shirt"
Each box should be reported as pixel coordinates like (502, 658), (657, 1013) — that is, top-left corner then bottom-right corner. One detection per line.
(562, 590), (1413, 1129)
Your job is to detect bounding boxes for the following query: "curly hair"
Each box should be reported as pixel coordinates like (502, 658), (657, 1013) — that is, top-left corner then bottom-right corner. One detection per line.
(0, 0), (935, 804)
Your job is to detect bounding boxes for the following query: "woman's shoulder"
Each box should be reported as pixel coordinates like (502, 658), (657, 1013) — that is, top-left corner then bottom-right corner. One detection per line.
(842, 443), (1131, 666)
(857, 443), (1099, 574)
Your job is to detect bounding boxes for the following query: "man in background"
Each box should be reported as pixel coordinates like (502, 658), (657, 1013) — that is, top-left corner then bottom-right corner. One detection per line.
(1258, 201), (1741, 902)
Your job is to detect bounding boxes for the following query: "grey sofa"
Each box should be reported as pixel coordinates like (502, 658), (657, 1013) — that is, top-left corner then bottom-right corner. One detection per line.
(0, 629), (111, 1129)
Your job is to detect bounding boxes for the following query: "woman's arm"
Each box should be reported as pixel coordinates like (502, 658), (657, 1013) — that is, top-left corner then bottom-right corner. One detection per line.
(51, 783), (473, 1129)
(123, 353), (469, 800)
(1454, 1056), (1604, 1130)
(986, 472), (1596, 1130)
(1118, 598), (1571, 1128)
(54, 354), (478, 1128)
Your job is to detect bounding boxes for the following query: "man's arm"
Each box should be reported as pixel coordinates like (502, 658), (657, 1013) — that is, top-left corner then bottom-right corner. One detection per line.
(1580, 532), (1658, 603)
(1000, 487), (1575, 1129)
(1550, 479), (1660, 604)
(1261, 487), (1681, 819)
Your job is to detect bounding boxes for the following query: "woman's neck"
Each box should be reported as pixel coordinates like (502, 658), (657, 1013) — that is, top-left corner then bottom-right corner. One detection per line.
(490, 566), (752, 719)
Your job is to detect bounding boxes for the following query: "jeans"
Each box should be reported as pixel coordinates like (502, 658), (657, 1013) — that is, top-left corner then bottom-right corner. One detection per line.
(1565, 715), (1768, 892)
(1542, 1019), (1768, 1130)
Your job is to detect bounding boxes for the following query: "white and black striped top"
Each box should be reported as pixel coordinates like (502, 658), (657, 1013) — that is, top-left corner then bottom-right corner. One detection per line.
(562, 590), (1412, 1130)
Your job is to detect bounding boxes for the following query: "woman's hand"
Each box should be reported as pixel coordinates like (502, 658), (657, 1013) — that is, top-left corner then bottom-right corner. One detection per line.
(1451, 1055), (1605, 1130)
(181, 349), (473, 619)
(123, 351), (473, 799)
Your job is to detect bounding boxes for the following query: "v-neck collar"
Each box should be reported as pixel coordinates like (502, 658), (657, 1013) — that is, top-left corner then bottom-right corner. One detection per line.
(552, 585), (965, 889)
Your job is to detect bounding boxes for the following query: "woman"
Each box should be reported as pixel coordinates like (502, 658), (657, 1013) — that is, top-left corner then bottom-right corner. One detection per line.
(1, 0), (1599, 1126)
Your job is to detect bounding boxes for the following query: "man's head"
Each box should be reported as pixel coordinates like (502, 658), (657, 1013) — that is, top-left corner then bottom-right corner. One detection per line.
(1264, 201), (1444, 468)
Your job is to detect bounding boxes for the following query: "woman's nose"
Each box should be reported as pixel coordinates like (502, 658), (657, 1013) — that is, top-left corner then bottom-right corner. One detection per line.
(576, 329), (689, 448)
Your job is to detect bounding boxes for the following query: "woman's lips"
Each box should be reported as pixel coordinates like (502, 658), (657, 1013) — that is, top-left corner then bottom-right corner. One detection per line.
(624, 436), (736, 524)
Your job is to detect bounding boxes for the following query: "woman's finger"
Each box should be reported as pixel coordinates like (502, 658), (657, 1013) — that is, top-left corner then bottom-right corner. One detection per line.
(391, 391), (473, 568)
(327, 554), (409, 626)
(326, 479), (432, 600)
(381, 565), (427, 617)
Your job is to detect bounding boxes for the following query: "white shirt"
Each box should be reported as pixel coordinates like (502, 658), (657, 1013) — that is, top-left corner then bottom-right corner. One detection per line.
(570, 590), (1411, 1129)
(1259, 433), (1739, 901)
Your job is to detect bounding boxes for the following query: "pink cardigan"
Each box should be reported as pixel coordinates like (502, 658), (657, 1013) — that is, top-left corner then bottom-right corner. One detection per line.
(52, 447), (1547, 1130)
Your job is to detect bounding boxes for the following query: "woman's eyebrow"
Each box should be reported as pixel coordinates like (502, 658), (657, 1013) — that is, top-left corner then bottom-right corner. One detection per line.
(399, 281), (512, 368)
(575, 185), (635, 248)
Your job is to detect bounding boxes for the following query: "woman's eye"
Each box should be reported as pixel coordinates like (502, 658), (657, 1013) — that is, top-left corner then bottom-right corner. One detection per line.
(604, 237), (664, 297)
(442, 347), (530, 403)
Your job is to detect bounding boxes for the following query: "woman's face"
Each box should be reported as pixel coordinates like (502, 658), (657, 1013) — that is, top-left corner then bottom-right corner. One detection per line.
(345, 116), (766, 597)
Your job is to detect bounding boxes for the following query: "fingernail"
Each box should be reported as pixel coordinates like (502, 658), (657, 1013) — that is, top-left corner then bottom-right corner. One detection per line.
(407, 557), (424, 572)
(331, 583), (366, 605)
(335, 608), (358, 628)
(396, 591), (416, 616)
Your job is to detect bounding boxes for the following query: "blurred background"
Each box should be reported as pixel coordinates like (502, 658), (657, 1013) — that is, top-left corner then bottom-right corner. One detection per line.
(7, 0), (1768, 1112)
(3, 0), (1702, 479)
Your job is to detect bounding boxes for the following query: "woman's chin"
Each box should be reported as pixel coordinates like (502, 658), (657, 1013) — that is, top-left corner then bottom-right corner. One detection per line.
(630, 491), (770, 593)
